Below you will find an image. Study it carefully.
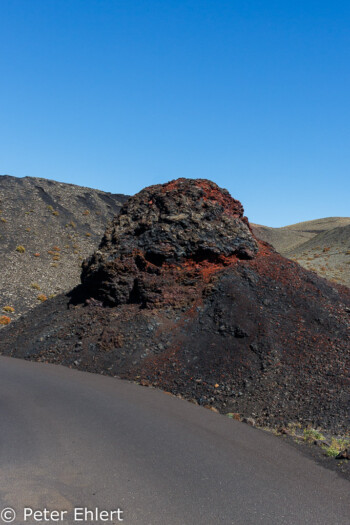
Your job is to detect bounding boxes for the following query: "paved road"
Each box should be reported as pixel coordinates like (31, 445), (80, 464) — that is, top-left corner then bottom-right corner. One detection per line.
(0, 356), (349, 525)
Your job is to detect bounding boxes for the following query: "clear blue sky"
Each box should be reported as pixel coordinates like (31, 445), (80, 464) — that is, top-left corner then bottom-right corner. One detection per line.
(1, 1), (349, 226)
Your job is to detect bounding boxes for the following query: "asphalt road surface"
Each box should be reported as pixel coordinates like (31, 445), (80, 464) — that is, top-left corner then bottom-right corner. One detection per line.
(0, 356), (349, 525)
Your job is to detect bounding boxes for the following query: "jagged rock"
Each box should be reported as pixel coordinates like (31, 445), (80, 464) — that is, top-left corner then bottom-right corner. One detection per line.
(81, 178), (258, 306)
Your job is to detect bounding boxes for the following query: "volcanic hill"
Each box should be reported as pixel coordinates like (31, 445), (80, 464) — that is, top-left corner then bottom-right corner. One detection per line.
(0, 175), (128, 323)
(252, 217), (350, 288)
(1, 178), (349, 432)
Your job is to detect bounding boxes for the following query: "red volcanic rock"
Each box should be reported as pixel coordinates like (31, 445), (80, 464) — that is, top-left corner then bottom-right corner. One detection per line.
(81, 179), (258, 306)
(1, 178), (349, 434)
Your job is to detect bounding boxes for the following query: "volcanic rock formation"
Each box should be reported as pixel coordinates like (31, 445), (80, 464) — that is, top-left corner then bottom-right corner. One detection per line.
(1, 178), (349, 433)
(81, 178), (258, 306)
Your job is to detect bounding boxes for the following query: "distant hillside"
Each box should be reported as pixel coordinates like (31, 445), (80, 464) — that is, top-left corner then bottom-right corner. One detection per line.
(252, 217), (350, 287)
(0, 175), (129, 324)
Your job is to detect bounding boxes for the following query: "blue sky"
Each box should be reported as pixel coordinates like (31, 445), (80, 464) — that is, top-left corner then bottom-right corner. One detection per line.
(1, 1), (349, 226)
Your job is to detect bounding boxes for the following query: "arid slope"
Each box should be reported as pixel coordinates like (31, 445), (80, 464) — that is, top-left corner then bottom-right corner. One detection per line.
(252, 217), (350, 287)
(0, 175), (128, 323)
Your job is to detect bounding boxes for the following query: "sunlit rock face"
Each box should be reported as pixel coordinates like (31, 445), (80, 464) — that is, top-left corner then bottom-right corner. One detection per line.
(81, 178), (258, 306)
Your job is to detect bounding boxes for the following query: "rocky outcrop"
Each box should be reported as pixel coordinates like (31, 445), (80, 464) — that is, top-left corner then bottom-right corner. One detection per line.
(81, 178), (258, 306)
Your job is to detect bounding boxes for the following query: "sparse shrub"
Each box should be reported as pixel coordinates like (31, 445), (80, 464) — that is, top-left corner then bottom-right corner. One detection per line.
(52, 255), (60, 261)
(287, 422), (302, 436)
(25, 227), (31, 232)
(303, 428), (325, 442)
(83, 210), (90, 216)
(52, 246), (60, 251)
(47, 205), (59, 216)
(323, 437), (350, 457)
(323, 247), (330, 253)
(226, 413), (241, 421)
(69, 221), (76, 229)
(324, 446), (340, 457)
(0, 316), (11, 325)
(16, 245), (25, 253)
(1, 217), (7, 223)
(34, 253), (40, 257)
(37, 294), (47, 302)
(86, 233), (91, 237)
(31, 283), (41, 290)
(2, 306), (14, 313)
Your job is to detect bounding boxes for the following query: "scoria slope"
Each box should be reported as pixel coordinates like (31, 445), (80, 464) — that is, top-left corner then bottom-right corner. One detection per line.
(0, 175), (128, 323)
(1, 178), (349, 432)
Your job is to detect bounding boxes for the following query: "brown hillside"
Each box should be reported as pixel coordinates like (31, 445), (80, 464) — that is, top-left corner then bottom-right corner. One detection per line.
(252, 217), (350, 287)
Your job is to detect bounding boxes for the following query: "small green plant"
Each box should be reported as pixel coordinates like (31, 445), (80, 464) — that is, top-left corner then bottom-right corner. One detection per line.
(226, 413), (241, 421)
(303, 428), (325, 442)
(37, 294), (47, 302)
(323, 436), (350, 457)
(52, 210), (59, 216)
(324, 446), (340, 458)
(16, 245), (26, 253)
(31, 283), (41, 290)
(47, 205), (54, 212)
(1, 217), (7, 223)
(287, 422), (302, 436)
